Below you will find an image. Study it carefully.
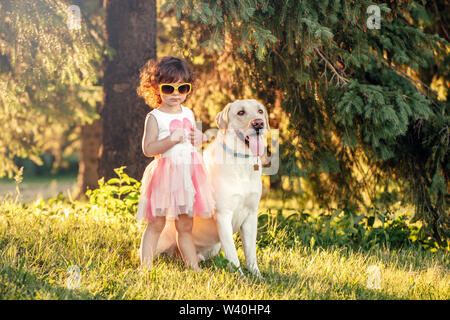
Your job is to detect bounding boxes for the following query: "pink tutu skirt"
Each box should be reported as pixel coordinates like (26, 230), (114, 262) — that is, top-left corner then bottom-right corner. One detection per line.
(135, 151), (215, 223)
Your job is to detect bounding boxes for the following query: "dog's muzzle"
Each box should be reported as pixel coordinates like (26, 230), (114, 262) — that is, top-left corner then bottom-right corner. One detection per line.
(239, 119), (265, 156)
(250, 119), (264, 133)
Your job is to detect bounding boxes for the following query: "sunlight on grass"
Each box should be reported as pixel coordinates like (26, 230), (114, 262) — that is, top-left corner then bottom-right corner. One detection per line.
(0, 193), (448, 300)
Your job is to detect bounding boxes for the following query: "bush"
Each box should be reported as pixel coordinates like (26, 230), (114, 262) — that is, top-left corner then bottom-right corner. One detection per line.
(85, 166), (141, 217)
(84, 167), (447, 252)
(257, 208), (448, 252)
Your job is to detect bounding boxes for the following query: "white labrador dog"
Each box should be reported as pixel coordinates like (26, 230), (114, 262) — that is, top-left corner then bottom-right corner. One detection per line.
(155, 99), (270, 277)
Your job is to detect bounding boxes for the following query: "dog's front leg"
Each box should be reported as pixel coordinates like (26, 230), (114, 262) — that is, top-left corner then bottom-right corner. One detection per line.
(241, 213), (262, 278)
(216, 213), (243, 275)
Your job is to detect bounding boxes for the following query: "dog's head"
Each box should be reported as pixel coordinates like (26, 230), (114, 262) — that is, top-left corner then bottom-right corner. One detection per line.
(215, 99), (270, 156)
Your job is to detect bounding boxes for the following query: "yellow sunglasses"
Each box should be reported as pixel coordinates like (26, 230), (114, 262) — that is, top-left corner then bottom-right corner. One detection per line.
(159, 83), (192, 95)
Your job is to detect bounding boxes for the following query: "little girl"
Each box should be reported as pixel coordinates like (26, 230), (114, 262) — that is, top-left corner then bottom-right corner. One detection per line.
(135, 56), (215, 272)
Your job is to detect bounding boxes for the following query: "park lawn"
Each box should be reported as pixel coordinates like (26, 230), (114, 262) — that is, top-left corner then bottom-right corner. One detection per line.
(0, 196), (448, 300)
(0, 172), (78, 204)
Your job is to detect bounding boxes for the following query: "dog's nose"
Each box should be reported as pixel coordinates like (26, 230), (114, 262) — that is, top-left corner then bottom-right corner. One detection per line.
(251, 119), (264, 131)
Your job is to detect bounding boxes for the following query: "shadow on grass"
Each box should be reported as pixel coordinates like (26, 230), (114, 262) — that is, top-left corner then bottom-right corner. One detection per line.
(197, 247), (418, 299)
(262, 270), (401, 300)
(0, 263), (102, 300)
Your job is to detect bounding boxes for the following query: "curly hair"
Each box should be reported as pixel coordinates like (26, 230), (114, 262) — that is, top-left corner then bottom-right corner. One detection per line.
(137, 56), (195, 108)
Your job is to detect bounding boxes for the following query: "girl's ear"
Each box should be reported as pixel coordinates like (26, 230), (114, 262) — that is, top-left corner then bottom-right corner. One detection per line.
(215, 103), (231, 129)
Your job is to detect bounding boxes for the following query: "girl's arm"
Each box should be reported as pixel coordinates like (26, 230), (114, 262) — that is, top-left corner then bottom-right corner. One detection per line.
(142, 114), (183, 157)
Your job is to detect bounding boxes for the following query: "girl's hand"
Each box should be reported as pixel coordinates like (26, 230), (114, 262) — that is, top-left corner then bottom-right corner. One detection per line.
(189, 128), (205, 147)
(170, 128), (186, 144)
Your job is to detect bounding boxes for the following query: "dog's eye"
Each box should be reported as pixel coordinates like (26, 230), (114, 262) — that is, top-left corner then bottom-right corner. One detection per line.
(258, 109), (264, 114)
(237, 110), (245, 116)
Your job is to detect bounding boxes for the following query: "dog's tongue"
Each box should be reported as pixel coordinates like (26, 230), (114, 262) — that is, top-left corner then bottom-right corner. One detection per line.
(248, 134), (264, 156)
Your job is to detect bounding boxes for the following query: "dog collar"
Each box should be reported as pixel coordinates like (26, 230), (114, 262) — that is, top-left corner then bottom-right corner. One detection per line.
(221, 142), (251, 158)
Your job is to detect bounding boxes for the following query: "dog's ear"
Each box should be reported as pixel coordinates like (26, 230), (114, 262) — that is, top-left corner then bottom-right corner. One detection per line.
(215, 103), (231, 129)
(259, 102), (271, 132)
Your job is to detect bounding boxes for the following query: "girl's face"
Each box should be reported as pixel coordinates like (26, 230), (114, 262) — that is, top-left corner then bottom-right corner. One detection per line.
(158, 80), (190, 108)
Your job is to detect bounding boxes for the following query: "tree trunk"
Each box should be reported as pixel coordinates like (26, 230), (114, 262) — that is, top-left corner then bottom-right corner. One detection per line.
(270, 89), (283, 190)
(98, 0), (156, 181)
(74, 102), (102, 200)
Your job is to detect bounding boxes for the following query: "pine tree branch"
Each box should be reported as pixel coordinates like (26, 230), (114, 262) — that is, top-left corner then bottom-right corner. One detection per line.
(387, 64), (438, 97)
(384, 62), (441, 111)
(314, 48), (349, 87)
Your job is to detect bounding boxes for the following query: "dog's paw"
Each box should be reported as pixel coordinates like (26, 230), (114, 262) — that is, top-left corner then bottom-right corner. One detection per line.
(247, 264), (263, 279)
(227, 262), (245, 277)
(234, 267), (246, 278)
(252, 269), (263, 279)
(197, 253), (206, 262)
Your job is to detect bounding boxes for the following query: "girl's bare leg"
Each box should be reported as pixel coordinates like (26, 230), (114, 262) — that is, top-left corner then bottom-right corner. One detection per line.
(175, 214), (200, 272)
(140, 216), (166, 270)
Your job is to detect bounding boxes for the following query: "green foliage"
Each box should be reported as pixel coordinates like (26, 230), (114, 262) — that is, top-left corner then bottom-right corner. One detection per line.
(161, 0), (278, 60)
(81, 166), (447, 252)
(335, 77), (433, 161)
(257, 208), (448, 253)
(0, 0), (105, 178)
(85, 166), (141, 217)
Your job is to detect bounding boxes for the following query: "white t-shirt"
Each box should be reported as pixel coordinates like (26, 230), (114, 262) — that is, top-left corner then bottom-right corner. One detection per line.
(148, 105), (196, 159)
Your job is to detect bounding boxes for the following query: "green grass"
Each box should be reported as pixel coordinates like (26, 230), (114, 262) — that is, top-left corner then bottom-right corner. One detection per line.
(0, 194), (448, 300)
